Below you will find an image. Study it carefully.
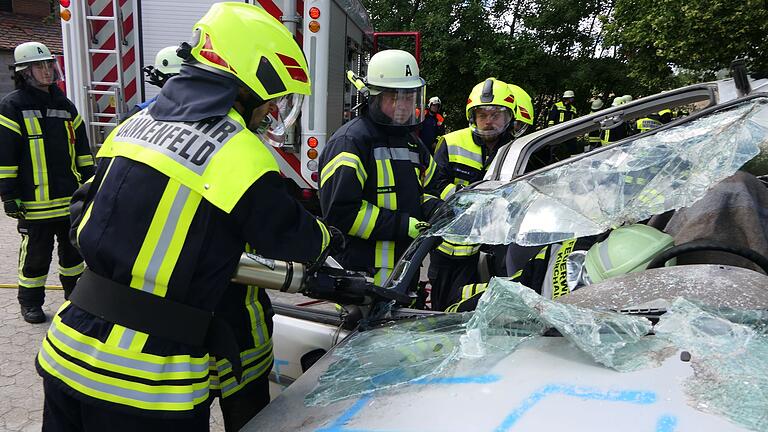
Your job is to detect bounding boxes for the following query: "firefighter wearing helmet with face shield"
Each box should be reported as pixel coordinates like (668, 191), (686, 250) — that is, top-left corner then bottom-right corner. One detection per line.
(427, 78), (530, 311)
(0, 42), (93, 324)
(319, 49), (441, 288)
(36, 4), (339, 430)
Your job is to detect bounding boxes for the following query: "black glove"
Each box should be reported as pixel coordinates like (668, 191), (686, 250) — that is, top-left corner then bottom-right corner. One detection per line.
(3, 199), (25, 219)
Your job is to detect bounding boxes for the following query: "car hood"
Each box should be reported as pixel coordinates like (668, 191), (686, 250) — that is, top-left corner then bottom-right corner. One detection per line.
(244, 278), (767, 431)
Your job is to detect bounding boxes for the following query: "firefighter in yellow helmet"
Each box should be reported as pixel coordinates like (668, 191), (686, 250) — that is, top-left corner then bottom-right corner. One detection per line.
(37, 4), (338, 430)
(319, 49), (441, 288)
(427, 78), (532, 311)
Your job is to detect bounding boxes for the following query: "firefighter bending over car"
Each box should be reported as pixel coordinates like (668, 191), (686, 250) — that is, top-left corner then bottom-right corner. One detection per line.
(319, 49), (441, 288)
(428, 78), (533, 311)
(0, 42), (93, 324)
(36, 4), (340, 430)
(446, 224), (675, 312)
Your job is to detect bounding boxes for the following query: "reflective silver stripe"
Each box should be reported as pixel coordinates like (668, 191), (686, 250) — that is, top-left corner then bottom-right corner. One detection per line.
(119, 329), (137, 350)
(447, 144), (482, 164)
(49, 324), (209, 374)
(353, 203), (376, 237)
(22, 110), (42, 121)
(373, 147), (411, 161)
(46, 109), (72, 119)
(381, 162), (392, 209)
(40, 348), (209, 404)
(143, 186), (192, 294)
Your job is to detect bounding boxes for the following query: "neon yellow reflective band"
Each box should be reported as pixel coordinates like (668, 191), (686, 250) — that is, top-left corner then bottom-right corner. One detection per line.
(77, 155), (95, 167)
(373, 240), (395, 285)
(375, 159), (397, 210)
(22, 197), (71, 209)
(422, 156), (437, 186)
(440, 183), (456, 200)
(317, 219), (330, 252)
(0, 165), (18, 179)
(19, 273), (47, 288)
(0, 114), (20, 135)
(59, 262), (85, 277)
(348, 200), (380, 239)
(73, 114), (83, 129)
(23, 207), (70, 220)
(437, 241), (479, 256)
(320, 151), (366, 188)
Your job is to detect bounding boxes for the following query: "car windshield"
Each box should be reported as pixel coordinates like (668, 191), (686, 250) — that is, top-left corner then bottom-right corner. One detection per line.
(304, 96), (768, 430)
(427, 97), (768, 247)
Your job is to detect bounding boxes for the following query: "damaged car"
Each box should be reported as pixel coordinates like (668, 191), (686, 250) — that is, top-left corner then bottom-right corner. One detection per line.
(240, 74), (768, 431)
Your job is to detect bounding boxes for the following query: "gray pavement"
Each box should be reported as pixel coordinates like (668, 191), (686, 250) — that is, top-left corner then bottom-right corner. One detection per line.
(0, 216), (225, 431)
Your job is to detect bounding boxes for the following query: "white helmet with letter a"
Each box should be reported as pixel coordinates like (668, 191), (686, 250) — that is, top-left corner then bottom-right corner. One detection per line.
(13, 42), (55, 71)
(363, 50), (426, 127)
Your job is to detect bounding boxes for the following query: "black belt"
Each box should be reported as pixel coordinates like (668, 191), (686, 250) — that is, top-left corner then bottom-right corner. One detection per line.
(69, 269), (243, 382)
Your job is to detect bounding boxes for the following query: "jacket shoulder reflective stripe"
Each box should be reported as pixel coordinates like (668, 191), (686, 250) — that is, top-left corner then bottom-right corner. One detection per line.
(101, 109), (278, 213)
(443, 128), (483, 169)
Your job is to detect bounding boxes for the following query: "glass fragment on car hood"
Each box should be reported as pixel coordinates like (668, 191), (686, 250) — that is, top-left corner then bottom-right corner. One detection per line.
(305, 278), (668, 406)
(427, 99), (768, 246)
(654, 298), (768, 432)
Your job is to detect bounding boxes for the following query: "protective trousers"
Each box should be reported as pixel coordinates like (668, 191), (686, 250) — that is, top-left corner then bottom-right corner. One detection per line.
(17, 220), (84, 307)
(427, 252), (479, 311)
(42, 378), (210, 432)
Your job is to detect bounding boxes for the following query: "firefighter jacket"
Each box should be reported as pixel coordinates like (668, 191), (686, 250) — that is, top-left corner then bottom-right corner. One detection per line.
(0, 85), (94, 222)
(635, 116), (663, 133)
(547, 101), (578, 127)
(430, 127), (509, 257)
(418, 111), (445, 151)
(601, 122), (632, 146)
(36, 106), (331, 416)
(319, 113), (441, 285)
(446, 236), (599, 312)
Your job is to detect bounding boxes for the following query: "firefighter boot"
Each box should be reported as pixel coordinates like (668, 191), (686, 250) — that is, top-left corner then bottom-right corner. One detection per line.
(20, 305), (46, 324)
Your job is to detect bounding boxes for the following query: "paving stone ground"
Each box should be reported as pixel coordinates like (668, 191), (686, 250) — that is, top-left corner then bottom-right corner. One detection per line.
(0, 216), (225, 431)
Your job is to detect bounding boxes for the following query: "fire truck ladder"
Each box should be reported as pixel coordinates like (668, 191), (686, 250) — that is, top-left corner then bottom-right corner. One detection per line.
(81, 0), (127, 151)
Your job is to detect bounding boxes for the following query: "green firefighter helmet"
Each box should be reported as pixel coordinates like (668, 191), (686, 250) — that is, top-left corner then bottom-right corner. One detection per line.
(187, 3), (310, 101)
(583, 224), (675, 284)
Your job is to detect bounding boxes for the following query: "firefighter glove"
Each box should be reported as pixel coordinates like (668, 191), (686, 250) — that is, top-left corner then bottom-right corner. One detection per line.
(3, 199), (25, 219)
(407, 217), (431, 239)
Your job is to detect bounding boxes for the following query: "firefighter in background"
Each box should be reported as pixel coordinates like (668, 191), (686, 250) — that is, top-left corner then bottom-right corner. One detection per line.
(586, 98), (604, 150)
(428, 78), (529, 311)
(0, 42), (93, 324)
(126, 45), (183, 117)
(37, 4), (337, 430)
(601, 95), (632, 145)
(319, 49), (441, 286)
(446, 224), (675, 312)
(419, 96), (445, 152)
(547, 89), (578, 127)
(547, 89), (580, 156)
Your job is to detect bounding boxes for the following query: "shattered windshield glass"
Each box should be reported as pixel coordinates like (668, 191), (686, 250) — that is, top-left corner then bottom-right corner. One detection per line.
(306, 279), (768, 431)
(426, 98), (768, 246)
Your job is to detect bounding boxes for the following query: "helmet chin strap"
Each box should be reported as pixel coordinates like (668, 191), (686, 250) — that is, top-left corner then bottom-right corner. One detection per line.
(235, 88), (267, 131)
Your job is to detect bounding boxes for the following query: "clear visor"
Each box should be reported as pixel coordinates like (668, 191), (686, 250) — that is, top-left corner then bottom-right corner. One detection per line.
(368, 86), (426, 127)
(512, 120), (529, 138)
(257, 93), (304, 148)
(470, 106), (512, 139)
(20, 60), (62, 87)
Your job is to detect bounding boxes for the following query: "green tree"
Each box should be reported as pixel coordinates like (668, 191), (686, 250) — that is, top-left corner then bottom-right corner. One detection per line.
(604, 0), (768, 90)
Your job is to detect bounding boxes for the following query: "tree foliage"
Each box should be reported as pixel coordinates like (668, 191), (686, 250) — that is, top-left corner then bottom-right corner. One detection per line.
(360, 0), (767, 131)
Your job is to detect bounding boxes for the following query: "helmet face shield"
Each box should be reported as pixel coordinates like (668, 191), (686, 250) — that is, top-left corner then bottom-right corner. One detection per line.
(512, 120), (529, 138)
(368, 86), (426, 127)
(256, 93), (303, 147)
(470, 106), (512, 139)
(22, 60), (62, 87)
